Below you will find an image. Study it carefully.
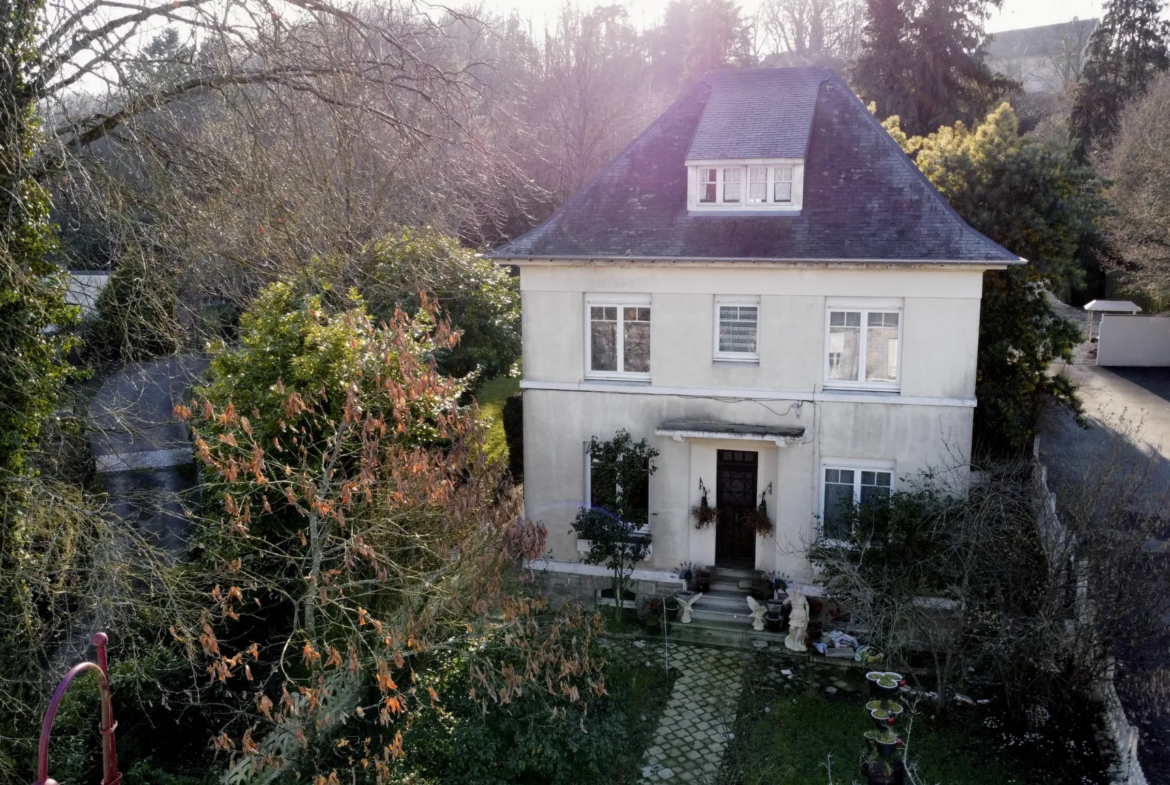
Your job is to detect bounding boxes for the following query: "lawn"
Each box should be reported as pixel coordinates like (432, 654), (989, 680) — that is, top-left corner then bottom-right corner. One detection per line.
(720, 656), (1108, 785)
(474, 375), (519, 466)
(599, 640), (679, 785)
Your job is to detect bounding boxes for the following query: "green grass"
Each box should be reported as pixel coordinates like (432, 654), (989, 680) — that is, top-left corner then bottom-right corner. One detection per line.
(604, 650), (678, 785)
(721, 657), (1106, 785)
(475, 375), (519, 466)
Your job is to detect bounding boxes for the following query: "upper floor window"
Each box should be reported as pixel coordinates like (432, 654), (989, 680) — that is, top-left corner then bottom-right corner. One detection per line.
(824, 302), (901, 391)
(714, 297), (759, 362)
(687, 160), (803, 212)
(723, 167), (741, 203)
(587, 296), (651, 379)
(700, 168), (717, 203)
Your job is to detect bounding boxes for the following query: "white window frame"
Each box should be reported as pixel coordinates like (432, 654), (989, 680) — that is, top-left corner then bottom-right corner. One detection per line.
(822, 298), (903, 392)
(818, 459), (896, 547)
(579, 442), (652, 553)
(687, 159), (804, 213)
(713, 296), (761, 363)
(585, 293), (652, 382)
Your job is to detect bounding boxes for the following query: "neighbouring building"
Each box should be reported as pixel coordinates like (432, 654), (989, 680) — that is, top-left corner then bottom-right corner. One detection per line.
(487, 68), (1023, 604)
(986, 18), (1098, 93)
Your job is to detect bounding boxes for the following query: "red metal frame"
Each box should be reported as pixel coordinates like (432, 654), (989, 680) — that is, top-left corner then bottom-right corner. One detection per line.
(33, 632), (121, 785)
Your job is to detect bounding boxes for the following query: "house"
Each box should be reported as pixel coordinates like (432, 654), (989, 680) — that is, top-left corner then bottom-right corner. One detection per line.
(487, 68), (1023, 604)
(985, 19), (1098, 93)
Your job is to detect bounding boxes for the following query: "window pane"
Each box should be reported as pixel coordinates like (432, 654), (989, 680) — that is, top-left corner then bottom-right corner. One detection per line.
(860, 471), (892, 506)
(627, 459), (651, 526)
(700, 169), (717, 203)
(827, 312), (860, 381)
(723, 168), (741, 203)
(590, 308), (617, 372)
(623, 306), (650, 373)
(823, 469), (855, 540)
(866, 311), (899, 382)
(719, 304), (758, 354)
(774, 166), (793, 202)
(748, 167), (767, 203)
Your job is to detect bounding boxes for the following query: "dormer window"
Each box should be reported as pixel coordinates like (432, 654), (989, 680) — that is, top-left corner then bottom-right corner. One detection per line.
(699, 168), (717, 203)
(774, 165), (793, 202)
(722, 168), (741, 203)
(687, 160), (803, 213)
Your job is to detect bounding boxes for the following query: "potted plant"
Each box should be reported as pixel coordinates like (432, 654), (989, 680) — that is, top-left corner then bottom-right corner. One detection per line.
(866, 671), (905, 703)
(861, 754), (904, 785)
(764, 608), (785, 632)
(866, 700), (903, 729)
(696, 566), (713, 593)
(750, 572), (772, 600)
(642, 598), (664, 632)
(677, 562), (698, 592)
(691, 480), (715, 530)
(864, 729), (902, 760)
(664, 594), (682, 621)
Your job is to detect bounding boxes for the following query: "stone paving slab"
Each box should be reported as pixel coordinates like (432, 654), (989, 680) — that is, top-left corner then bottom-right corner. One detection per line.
(638, 644), (749, 784)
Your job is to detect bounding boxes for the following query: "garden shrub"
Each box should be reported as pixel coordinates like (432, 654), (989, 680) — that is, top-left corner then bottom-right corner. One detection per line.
(86, 249), (182, 362)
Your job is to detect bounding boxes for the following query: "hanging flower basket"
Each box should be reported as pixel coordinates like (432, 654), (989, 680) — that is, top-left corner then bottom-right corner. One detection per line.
(692, 479), (716, 530)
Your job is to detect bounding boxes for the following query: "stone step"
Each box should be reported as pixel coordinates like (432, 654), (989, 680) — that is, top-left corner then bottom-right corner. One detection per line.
(668, 617), (793, 651)
(709, 580), (748, 593)
(695, 589), (752, 611)
(712, 566), (756, 580)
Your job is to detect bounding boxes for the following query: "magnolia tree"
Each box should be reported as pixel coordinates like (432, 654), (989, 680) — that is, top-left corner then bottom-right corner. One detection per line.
(175, 283), (604, 782)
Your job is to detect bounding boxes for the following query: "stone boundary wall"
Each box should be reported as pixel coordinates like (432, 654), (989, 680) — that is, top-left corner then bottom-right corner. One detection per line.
(526, 559), (686, 607)
(1034, 439), (1148, 785)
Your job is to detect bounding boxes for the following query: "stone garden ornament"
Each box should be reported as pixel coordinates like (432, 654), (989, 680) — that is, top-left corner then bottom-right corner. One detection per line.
(785, 586), (809, 652)
(678, 592), (703, 623)
(746, 596), (767, 631)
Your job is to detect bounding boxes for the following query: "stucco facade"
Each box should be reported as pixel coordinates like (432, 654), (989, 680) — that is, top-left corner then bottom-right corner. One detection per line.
(487, 67), (1023, 596)
(518, 262), (987, 583)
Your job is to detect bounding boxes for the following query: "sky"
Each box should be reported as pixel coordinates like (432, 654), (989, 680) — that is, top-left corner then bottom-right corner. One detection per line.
(495, 0), (1107, 34)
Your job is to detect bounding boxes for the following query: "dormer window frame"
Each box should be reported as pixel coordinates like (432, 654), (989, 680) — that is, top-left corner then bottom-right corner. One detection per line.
(687, 158), (804, 213)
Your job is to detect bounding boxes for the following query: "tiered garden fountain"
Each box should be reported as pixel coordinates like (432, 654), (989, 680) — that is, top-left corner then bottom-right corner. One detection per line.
(861, 670), (906, 785)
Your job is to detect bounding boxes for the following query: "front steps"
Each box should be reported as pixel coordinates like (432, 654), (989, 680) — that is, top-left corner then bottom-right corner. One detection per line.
(672, 567), (789, 649)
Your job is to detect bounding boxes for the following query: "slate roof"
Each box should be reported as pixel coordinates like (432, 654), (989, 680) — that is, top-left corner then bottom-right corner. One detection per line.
(487, 68), (1022, 264)
(685, 68), (823, 161)
(986, 19), (1097, 60)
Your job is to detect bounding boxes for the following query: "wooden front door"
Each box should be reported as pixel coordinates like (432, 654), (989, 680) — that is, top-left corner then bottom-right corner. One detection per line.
(715, 449), (758, 570)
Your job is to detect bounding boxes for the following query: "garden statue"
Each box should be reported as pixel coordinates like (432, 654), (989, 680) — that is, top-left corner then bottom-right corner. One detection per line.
(746, 595), (767, 631)
(678, 592), (703, 623)
(785, 586), (809, 652)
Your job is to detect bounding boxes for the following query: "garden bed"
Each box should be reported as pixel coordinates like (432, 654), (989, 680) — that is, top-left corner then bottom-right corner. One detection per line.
(719, 655), (1110, 784)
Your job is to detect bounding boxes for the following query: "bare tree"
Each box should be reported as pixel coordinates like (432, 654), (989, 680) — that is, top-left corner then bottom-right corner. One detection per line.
(757, 0), (865, 66)
(1102, 69), (1170, 302)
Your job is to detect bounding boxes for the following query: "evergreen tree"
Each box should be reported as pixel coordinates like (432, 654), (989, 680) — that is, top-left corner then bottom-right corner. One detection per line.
(649, 0), (754, 90)
(0, 0), (78, 479)
(1069, 0), (1170, 160)
(853, 0), (1016, 137)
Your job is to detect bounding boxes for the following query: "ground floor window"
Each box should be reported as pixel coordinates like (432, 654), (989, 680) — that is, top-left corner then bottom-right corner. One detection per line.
(821, 464), (893, 542)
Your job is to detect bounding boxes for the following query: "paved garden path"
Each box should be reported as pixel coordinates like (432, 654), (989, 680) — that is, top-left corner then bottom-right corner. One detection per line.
(638, 644), (749, 784)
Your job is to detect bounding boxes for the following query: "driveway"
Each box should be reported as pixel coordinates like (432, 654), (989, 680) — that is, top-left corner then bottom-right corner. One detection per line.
(1040, 361), (1170, 783)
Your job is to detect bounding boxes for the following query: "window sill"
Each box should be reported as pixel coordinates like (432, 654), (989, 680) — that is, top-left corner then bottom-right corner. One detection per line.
(713, 355), (760, 365)
(584, 373), (652, 384)
(821, 384), (901, 395)
(689, 209), (801, 217)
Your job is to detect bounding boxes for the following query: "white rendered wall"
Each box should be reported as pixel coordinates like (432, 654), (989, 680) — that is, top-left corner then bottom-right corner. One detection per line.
(520, 264), (984, 400)
(518, 262), (986, 580)
(522, 388), (974, 583)
(1098, 315), (1170, 367)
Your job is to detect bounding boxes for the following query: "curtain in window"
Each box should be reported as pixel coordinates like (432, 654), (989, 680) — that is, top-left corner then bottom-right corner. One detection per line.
(590, 306), (617, 371)
(623, 307), (651, 373)
(828, 311), (861, 381)
(774, 166), (793, 202)
(865, 312), (899, 382)
(719, 305), (758, 353)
